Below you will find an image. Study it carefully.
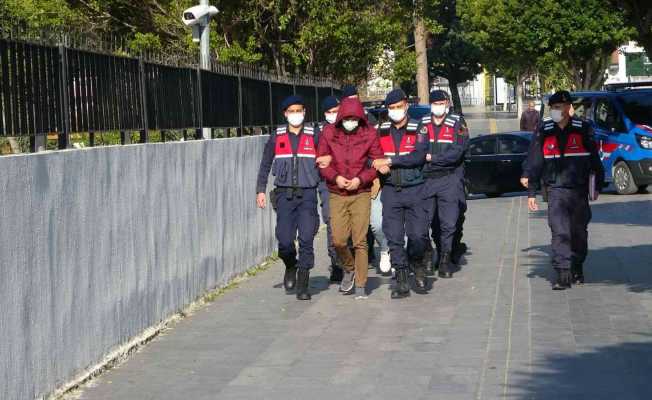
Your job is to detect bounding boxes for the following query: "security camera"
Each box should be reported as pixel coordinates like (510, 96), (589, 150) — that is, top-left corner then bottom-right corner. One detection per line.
(182, 5), (219, 27)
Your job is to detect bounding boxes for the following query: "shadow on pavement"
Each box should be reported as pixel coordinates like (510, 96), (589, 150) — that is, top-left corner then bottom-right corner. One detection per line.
(526, 196), (652, 227)
(523, 243), (652, 293)
(508, 339), (652, 400)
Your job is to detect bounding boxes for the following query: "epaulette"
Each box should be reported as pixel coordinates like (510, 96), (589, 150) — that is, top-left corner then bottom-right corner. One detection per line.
(448, 113), (462, 120)
(303, 126), (315, 135)
(421, 115), (431, 125)
(407, 119), (419, 132)
(379, 122), (391, 131)
(542, 120), (555, 132)
(276, 126), (287, 135)
(571, 118), (584, 129)
(542, 116), (553, 122)
(444, 116), (457, 127)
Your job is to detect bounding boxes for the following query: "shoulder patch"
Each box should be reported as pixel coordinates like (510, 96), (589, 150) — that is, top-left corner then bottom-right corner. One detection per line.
(419, 125), (428, 135)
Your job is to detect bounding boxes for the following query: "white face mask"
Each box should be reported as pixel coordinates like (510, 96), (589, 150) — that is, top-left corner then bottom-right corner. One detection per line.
(431, 104), (447, 117)
(388, 108), (406, 123)
(287, 112), (305, 127)
(325, 112), (337, 124)
(342, 119), (359, 132)
(550, 109), (563, 123)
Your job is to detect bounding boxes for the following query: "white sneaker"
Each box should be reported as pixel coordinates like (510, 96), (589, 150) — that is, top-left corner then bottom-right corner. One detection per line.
(379, 251), (391, 273)
(339, 270), (355, 293)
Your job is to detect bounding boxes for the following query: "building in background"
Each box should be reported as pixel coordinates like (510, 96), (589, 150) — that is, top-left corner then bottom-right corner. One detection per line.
(605, 41), (652, 85)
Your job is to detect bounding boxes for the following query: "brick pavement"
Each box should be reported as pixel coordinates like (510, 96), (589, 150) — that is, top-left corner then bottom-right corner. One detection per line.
(76, 192), (652, 400)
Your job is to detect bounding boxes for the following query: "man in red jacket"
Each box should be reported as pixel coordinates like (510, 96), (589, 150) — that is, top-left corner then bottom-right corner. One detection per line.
(318, 97), (384, 299)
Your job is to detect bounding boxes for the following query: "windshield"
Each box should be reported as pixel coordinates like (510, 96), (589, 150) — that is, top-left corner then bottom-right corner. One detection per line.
(617, 94), (652, 126)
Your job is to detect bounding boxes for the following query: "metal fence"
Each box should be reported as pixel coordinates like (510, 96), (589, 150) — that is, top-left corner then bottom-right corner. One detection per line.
(0, 37), (341, 150)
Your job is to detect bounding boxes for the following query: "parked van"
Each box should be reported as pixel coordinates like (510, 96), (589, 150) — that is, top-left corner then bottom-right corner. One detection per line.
(541, 85), (652, 194)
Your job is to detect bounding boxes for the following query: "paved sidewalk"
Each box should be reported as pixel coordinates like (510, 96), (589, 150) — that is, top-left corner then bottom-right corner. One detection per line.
(76, 193), (652, 400)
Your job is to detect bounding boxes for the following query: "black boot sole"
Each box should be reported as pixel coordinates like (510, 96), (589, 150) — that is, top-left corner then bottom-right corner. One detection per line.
(391, 291), (411, 299)
(438, 272), (453, 279)
(296, 293), (311, 300)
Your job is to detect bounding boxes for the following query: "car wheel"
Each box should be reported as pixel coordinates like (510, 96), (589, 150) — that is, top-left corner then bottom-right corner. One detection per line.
(638, 185), (649, 194)
(613, 161), (638, 195)
(485, 192), (503, 198)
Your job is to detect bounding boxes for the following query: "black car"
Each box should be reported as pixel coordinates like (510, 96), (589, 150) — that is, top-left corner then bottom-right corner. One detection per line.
(464, 132), (532, 197)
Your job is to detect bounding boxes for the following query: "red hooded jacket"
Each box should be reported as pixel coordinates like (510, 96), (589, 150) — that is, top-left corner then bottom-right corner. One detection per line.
(318, 97), (383, 196)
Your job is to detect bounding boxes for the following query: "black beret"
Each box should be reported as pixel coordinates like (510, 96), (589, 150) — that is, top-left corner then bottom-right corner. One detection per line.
(341, 84), (358, 98)
(280, 95), (304, 111)
(548, 90), (572, 106)
(321, 96), (340, 112)
(384, 88), (407, 106)
(429, 90), (450, 103)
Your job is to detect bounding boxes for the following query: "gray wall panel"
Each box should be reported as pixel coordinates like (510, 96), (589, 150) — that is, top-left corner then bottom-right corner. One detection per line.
(0, 137), (275, 400)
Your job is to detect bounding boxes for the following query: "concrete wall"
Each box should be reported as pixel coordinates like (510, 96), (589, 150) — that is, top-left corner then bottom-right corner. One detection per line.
(0, 137), (276, 400)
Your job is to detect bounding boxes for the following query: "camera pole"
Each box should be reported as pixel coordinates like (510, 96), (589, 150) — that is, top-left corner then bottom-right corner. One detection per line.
(199, 0), (211, 139)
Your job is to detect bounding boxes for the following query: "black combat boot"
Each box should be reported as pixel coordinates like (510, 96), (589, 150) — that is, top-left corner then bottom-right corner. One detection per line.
(283, 261), (297, 292)
(452, 242), (468, 265)
(553, 268), (572, 290)
(571, 262), (584, 285)
(423, 247), (434, 275)
(413, 258), (428, 293)
(391, 269), (411, 299)
(329, 265), (343, 283)
(438, 252), (453, 279)
(296, 269), (311, 300)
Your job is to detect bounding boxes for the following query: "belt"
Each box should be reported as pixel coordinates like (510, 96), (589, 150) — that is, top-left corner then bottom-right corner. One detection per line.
(424, 169), (454, 179)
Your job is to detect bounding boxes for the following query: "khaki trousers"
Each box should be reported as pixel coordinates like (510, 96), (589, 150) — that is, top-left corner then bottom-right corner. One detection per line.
(329, 192), (371, 288)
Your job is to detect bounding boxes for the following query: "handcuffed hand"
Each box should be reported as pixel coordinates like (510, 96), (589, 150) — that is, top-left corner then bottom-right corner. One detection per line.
(336, 175), (350, 189)
(520, 177), (529, 188)
(345, 177), (361, 191)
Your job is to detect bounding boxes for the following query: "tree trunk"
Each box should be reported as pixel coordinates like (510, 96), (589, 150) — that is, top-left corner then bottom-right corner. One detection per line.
(515, 74), (525, 119)
(448, 77), (463, 115)
(414, 13), (429, 104)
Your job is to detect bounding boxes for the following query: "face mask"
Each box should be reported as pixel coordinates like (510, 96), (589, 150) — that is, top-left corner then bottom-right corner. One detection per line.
(287, 112), (304, 127)
(550, 109), (563, 123)
(388, 108), (406, 123)
(431, 104), (447, 117)
(342, 119), (359, 132)
(325, 112), (337, 124)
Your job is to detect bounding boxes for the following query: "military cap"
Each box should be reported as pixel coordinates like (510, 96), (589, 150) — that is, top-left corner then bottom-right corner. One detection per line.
(429, 89), (450, 103)
(384, 88), (408, 106)
(548, 90), (572, 105)
(321, 96), (340, 112)
(341, 84), (358, 98)
(280, 95), (305, 111)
